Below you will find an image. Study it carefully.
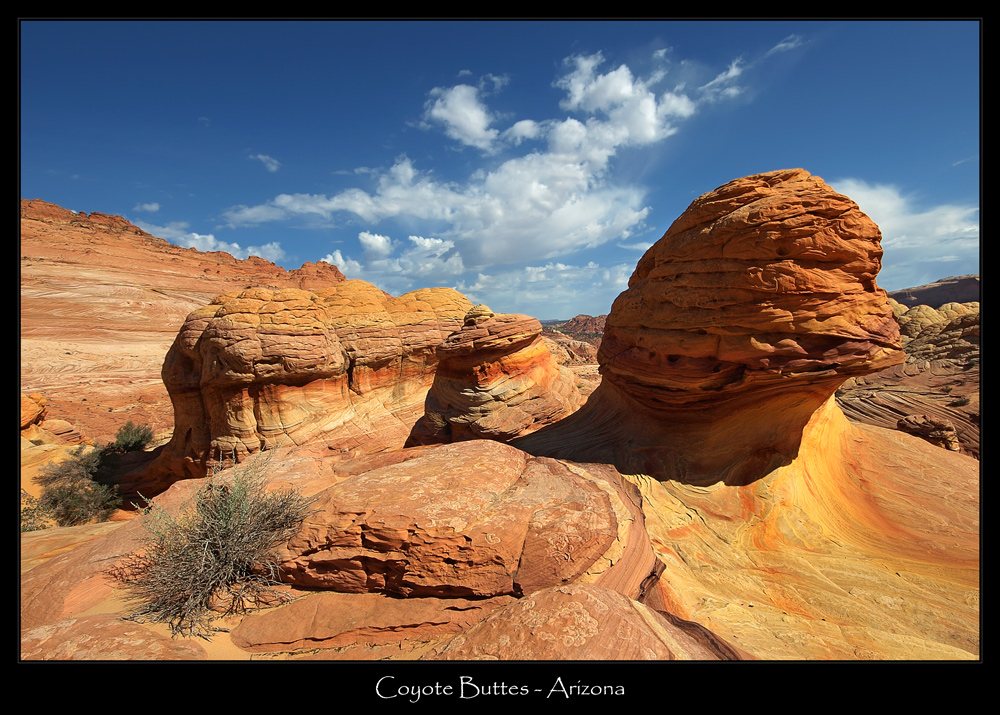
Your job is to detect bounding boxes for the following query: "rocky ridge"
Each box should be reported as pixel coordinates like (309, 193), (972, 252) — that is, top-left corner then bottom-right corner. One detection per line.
(888, 274), (980, 308)
(20, 199), (347, 444)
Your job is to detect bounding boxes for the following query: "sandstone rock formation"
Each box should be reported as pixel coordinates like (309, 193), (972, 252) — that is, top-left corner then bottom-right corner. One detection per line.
(518, 169), (904, 485)
(634, 395), (979, 659)
(894, 299), (979, 361)
(23, 440), (707, 662)
(406, 306), (582, 446)
(21, 613), (208, 660)
(136, 282), (473, 494)
(20, 180), (979, 663)
(888, 274), (979, 308)
(20, 199), (346, 444)
(424, 583), (750, 660)
(230, 589), (518, 658)
(557, 314), (607, 344)
(835, 298), (979, 457)
(21, 393), (47, 431)
(20, 392), (92, 498)
(837, 362), (979, 458)
(541, 334), (600, 365)
(896, 414), (961, 451)
(278, 440), (662, 602)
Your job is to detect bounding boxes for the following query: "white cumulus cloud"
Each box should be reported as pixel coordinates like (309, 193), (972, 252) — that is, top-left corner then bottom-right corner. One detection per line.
(326, 233), (465, 296)
(830, 178), (980, 290)
(250, 154), (281, 172)
(423, 84), (499, 152)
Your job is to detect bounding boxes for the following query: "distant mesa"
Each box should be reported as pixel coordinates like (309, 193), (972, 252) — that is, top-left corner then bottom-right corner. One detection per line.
(888, 275), (980, 309)
(517, 168), (905, 485)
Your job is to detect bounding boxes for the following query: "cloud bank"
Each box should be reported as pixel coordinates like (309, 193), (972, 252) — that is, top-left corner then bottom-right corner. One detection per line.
(219, 50), (745, 313)
(830, 178), (980, 290)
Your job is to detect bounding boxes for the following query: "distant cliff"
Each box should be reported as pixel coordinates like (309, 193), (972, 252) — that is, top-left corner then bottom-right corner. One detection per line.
(888, 275), (979, 308)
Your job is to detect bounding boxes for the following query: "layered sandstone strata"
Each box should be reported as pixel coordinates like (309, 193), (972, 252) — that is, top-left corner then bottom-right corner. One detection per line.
(406, 306), (582, 445)
(136, 281), (473, 493)
(518, 169), (904, 485)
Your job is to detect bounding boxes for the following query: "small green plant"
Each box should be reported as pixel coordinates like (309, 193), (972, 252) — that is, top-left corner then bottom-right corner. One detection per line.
(111, 421), (155, 453)
(109, 451), (313, 640)
(20, 489), (51, 532)
(33, 446), (121, 527)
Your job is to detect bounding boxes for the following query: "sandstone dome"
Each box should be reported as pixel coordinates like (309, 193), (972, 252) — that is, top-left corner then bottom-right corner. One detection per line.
(517, 169), (904, 485)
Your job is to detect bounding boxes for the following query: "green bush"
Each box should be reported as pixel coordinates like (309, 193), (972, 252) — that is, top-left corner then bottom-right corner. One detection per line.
(20, 489), (51, 532)
(109, 451), (313, 640)
(33, 446), (121, 527)
(111, 421), (155, 453)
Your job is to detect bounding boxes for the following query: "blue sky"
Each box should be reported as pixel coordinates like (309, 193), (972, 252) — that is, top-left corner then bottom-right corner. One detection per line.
(21, 20), (980, 319)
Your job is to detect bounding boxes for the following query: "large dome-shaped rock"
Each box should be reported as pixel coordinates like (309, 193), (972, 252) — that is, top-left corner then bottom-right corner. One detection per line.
(277, 440), (663, 602)
(134, 281), (473, 494)
(406, 306), (583, 446)
(517, 169), (904, 485)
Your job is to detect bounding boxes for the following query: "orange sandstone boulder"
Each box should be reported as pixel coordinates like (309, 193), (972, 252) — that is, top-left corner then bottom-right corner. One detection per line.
(20, 393), (47, 430)
(407, 305), (582, 445)
(133, 281), (472, 494)
(518, 169), (904, 485)
(277, 440), (663, 602)
(897, 414), (961, 451)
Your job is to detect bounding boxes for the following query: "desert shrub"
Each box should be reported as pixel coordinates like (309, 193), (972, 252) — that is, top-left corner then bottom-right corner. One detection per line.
(20, 489), (51, 532)
(111, 421), (155, 453)
(34, 446), (121, 526)
(109, 451), (313, 639)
